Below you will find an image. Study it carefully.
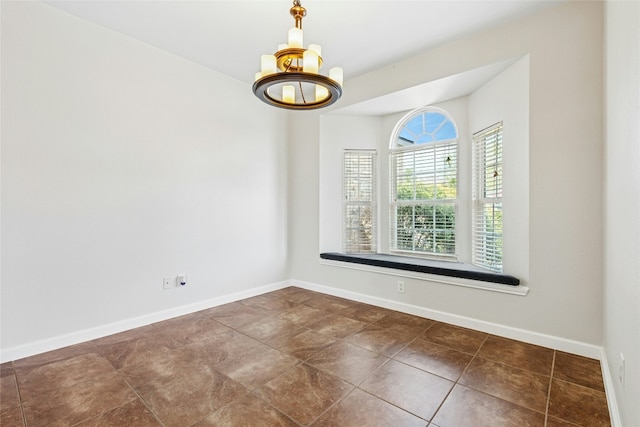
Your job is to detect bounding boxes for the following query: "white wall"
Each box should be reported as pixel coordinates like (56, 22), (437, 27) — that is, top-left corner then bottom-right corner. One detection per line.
(292, 1), (604, 347)
(0, 2), (288, 360)
(603, 1), (640, 425)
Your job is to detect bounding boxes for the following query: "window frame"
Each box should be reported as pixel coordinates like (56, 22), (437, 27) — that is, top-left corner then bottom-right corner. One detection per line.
(472, 122), (504, 272)
(388, 107), (459, 260)
(343, 149), (378, 253)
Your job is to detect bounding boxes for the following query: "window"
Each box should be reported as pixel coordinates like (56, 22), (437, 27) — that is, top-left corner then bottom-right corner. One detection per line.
(389, 108), (458, 258)
(343, 150), (377, 253)
(472, 123), (503, 272)
(329, 108), (519, 287)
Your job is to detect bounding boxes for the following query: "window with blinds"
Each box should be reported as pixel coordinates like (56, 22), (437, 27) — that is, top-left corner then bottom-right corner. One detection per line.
(472, 123), (503, 272)
(343, 150), (377, 253)
(389, 108), (458, 258)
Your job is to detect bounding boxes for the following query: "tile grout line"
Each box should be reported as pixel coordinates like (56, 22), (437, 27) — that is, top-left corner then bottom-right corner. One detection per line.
(159, 295), (416, 426)
(351, 386), (432, 424)
(305, 386), (359, 426)
(12, 361), (29, 427)
(427, 332), (490, 425)
(122, 378), (167, 427)
(298, 300), (399, 425)
(308, 317), (484, 424)
(103, 314), (248, 427)
(344, 324), (493, 425)
(445, 333), (557, 419)
(336, 323), (440, 424)
(543, 350), (556, 427)
(212, 305), (346, 427)
(294, 306), (436, 425)
(243, 389), (304, 427)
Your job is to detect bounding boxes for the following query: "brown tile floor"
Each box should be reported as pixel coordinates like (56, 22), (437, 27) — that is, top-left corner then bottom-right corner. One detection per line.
(0, 287), (611, 427)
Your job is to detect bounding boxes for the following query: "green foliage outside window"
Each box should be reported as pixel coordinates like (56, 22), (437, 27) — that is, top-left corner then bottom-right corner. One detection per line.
(479, 203), (503, 269)
(393, 175), (456, 254)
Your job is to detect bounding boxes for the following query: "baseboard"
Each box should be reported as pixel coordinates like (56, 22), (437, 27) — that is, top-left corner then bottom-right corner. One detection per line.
(292, 279), (603, 359)
(600, 349), (623, 427)
(0, 280), (292, 363)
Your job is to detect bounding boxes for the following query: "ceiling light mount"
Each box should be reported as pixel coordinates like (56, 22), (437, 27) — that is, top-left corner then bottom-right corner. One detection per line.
(252, 0), (343, 110)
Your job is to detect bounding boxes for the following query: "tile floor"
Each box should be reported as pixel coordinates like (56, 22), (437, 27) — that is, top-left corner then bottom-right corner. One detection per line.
(1, 287), (611, 426)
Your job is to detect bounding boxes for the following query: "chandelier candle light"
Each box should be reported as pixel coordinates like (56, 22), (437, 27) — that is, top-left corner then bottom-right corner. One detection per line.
(252, 0), (343, 110)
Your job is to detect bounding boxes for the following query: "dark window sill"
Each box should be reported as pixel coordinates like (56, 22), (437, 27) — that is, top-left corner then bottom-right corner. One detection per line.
(320, 252), (520, 286)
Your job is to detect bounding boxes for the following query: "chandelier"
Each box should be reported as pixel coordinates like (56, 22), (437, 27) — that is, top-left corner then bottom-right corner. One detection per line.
(252, 0), (343, 110)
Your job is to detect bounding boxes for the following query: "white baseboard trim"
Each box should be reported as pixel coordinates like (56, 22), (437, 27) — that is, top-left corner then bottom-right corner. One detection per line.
(600, 349), (623, 427)
(0, 280), (292, 363)
(292, 279), (603, 359)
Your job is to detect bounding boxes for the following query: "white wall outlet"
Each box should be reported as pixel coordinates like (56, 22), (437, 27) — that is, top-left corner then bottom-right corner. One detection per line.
(618, 353), (625, 387)
(162, 278), (173, 290)
(176, 275), (187, 287)
(397, 280), (405, 293)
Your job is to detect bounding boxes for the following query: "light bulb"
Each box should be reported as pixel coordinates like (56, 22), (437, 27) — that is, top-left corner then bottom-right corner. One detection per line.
(283, 85), (295, 103)
(308, 44), (322, 57)
(316, 85), (329, 101)
(329, 67), (343, 86)
(288, 27), (303, 48)
(261, 55), (277, 76)
(303, 50), (319, 74)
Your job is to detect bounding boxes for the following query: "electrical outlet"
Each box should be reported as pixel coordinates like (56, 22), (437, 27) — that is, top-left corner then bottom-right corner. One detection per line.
(177, 275), (187, 287)
(162, 278), (173, 290)
(619, 353), (625, 387)
(397, 280), (405, 293)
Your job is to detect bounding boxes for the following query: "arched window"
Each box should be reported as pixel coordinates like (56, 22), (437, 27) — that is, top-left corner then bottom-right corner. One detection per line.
(389, 108), (458, 257)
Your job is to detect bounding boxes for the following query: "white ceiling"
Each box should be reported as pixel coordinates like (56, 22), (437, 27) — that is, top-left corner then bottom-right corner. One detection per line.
(45, 0), (558, 85)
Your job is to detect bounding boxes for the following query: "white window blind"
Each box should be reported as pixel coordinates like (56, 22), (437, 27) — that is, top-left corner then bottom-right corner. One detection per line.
(389, 140), (457, 257)
(472, 123), (503, 272)
(343, 150), (377, 253)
